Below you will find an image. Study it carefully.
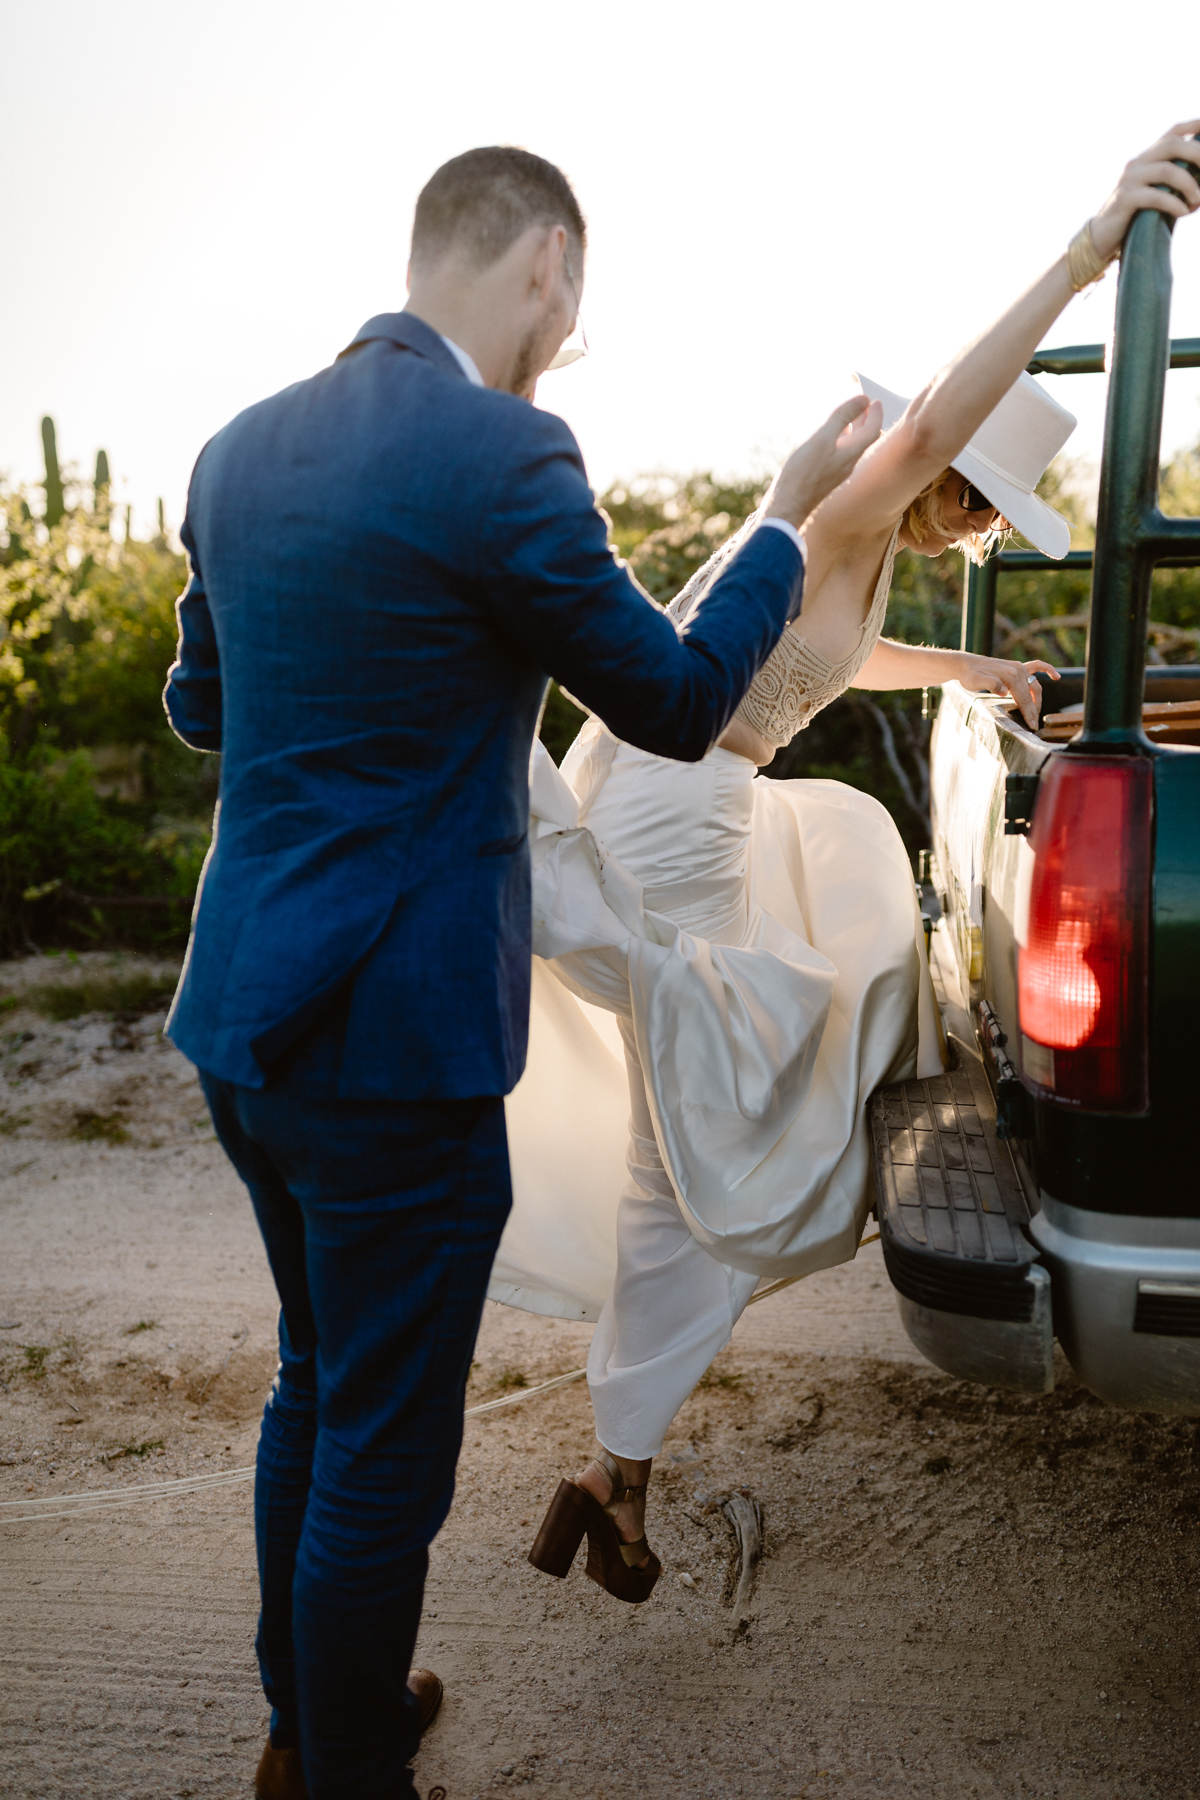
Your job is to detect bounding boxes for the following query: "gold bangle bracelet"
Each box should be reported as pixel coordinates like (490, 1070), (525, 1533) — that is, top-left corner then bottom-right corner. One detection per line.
(1067, 219), (1110, 291)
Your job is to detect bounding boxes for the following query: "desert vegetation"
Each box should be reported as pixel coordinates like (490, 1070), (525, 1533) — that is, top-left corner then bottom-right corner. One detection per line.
(4, 419), (1198, 955)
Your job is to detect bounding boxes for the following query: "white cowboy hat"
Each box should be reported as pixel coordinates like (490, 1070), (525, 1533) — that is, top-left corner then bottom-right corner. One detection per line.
(854, 370), (1077, 560)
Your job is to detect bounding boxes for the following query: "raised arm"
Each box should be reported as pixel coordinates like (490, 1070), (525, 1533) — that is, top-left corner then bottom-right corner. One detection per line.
(665, 394), (882, 626)
(485, 397), (879, 761)
(815, 121), (1200, 549)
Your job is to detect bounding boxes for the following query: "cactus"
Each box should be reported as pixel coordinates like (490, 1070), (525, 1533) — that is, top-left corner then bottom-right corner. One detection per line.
(94, 448), (111, 531)
(155, 497), (167, 546)
(41, 416), (64, 527)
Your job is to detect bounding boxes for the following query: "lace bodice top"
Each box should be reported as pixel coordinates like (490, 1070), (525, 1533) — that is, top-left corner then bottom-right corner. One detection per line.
(667, 521), (901, 752)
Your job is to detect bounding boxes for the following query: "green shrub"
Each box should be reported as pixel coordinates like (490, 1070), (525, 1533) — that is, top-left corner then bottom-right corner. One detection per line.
(0, 735), (203, 955)
(0, 465), (214, 954)
(2, 429), (1197, 954)
(16, 968), (179, 1021)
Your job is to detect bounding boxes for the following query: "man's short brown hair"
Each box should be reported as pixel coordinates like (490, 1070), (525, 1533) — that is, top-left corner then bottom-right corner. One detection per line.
(410, 146), (586, 272)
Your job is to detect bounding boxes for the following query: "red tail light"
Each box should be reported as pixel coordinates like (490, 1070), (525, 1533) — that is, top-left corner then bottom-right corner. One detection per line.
(1017, 755), (1152, 1112)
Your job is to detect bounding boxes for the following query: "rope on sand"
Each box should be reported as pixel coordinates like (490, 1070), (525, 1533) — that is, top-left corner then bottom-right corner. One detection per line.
(0, 1235), (882, 1524)
(747, 1230), (880, 1307)
(0, 1367), (588, 1523)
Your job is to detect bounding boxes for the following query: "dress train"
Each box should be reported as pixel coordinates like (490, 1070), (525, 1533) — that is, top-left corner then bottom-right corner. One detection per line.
(489, 727), (943, 1325)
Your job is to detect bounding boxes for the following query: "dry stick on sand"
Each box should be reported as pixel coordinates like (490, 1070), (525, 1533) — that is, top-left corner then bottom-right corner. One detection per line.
(722, 1491), (764, 1622)
(706, 1236), (882, 1620)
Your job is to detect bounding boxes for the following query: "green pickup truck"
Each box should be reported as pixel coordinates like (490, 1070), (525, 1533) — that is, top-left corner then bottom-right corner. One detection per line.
(871, 173), (1200, 1412)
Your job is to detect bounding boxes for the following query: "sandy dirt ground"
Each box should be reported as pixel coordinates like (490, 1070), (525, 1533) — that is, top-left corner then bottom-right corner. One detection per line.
(2, 951), (1199, 1800)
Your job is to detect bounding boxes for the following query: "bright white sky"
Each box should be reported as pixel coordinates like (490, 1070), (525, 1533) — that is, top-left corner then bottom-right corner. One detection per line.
(4, 1), (1200, 538)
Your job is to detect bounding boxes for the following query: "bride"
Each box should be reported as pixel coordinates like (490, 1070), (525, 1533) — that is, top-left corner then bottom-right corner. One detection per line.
(498, 123), (1200, 1602)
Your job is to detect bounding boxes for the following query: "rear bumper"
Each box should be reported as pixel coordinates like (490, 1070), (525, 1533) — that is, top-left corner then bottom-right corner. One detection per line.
(872, 1057), (1054, 1395)
(1031, 1197), (1200, 1413)
(877, 914), (1200, 1413)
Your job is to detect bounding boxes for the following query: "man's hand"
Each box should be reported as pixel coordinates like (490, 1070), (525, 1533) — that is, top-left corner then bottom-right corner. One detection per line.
(764, 396), (882, 531)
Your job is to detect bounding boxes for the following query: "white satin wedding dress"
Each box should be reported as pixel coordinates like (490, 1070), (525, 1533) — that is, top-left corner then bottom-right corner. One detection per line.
(490, 524), (944, 1458)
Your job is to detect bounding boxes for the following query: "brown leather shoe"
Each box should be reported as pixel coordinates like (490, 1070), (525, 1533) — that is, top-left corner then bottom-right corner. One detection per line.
(253, 1741), (305, 1800)
(407, 1666), (444, 1735)
(253, 1668), (444, 1799)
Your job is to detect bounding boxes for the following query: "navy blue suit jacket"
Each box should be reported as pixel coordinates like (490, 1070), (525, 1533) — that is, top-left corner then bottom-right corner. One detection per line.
(164, 311), (803, 1098)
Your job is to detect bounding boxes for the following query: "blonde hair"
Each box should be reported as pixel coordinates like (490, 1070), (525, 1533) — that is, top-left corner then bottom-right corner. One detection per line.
(903, 472), (1011, 567)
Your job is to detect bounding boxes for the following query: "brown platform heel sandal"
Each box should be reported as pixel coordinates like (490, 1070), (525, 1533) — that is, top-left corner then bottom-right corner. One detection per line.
(528, 1447), (661, 1603)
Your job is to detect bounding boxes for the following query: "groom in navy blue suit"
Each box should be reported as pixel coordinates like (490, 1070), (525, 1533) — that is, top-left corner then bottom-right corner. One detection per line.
(164, 147), (877, 1800)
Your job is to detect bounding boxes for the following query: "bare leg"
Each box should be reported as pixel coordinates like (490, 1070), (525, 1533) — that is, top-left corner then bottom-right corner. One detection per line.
(575, 1450), (654, 1566)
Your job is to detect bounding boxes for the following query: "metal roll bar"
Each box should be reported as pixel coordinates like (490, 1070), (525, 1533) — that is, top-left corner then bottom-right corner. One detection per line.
(961, 135), (1200, 746)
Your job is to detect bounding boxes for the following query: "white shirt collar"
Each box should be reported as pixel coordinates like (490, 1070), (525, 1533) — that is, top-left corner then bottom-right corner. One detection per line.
(438, 333), (484, 388)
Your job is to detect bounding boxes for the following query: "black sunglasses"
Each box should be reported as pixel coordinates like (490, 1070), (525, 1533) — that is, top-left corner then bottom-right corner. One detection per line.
(959, 480), (996, 514)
